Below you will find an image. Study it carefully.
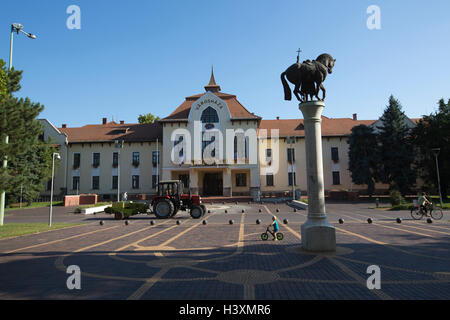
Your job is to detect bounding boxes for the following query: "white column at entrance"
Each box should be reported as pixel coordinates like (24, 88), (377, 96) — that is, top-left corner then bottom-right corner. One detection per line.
(250, 166), (261, 202)
(223, 168), (232, 197)
(189, 168), (199, 195)
(299, 101), (336, 252)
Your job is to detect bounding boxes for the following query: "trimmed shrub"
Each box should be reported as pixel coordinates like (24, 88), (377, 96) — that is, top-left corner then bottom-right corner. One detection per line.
(389, 190), (405, 206)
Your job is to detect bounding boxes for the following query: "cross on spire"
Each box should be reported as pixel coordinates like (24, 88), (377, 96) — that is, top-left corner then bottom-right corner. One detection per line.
(296, 48), (302, 63)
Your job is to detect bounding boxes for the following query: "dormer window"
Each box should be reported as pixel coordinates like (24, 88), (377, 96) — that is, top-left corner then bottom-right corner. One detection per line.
(201, 107), (219, 123)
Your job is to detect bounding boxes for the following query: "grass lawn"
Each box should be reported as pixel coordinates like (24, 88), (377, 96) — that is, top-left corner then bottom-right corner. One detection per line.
(5, 201), (63, 212)
(0, 223), (81, 239)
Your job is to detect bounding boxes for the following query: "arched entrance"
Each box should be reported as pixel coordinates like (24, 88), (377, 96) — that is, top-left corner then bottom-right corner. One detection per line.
(203, 173), (223, 196)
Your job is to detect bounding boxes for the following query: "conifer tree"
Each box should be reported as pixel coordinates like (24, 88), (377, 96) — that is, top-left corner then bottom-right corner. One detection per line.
(411, 99), (450, 198)
(0, 59), (55, 204)
(348, 124), (379, 196)
(376, 95), (416, 194)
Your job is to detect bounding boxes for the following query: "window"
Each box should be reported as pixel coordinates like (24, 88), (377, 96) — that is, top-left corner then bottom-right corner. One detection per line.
(152, 175), (159, 189)
(233, 135), (248, 161)
(287, 148), (295, 162)
(152, 151), (160, 167)
(72, 176), (80, 190)
(331, 147), (339, 162)
(92, 176), (100, 190)
(201, 107), (219, 123)
(73, 153), (81, 169)
(112, 176), (118, 189)
(132, 175), (140, 189)
(93, 153), (100, 167)
(179, 174), (189, 188)
(332, 171), (341, 185)
(132, 152), (140, 167)
(266, 174), (274, 186)
(202, 134), (215, 158)
(236, 173), (247, 187)
(288, 172), (296, 186)
(266, 149), (272, 158)
(112, 152), (119, 167)
(174, 136), (184, 161)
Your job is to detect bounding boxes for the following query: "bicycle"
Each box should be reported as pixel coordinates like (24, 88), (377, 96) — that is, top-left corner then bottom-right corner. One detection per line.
(261, 226), (284, 241)
(410, 203), (443, 220)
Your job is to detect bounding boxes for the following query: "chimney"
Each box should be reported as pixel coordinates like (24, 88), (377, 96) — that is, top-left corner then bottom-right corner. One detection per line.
(102, 118), (107, 125)
(62, 124), (67, 128)
(276, 116), (280, 120)
(120, 120), (125, 124)
(352, 113), (358, 121)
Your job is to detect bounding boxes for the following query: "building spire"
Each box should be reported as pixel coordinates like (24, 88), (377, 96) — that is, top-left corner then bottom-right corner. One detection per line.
(205, 66), (221, 92)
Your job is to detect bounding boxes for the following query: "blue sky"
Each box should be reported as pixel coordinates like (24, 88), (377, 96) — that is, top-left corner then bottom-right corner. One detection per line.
(1, 0), (449, 127)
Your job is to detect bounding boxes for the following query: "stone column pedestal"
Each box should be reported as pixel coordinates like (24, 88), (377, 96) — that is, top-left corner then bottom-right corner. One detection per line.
(299, 101), (336, 252)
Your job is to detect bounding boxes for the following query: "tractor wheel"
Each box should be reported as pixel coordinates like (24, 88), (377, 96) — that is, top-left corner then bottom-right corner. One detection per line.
(171, 207), (179, 217)
(114, 212), (124, 220)
(200, 205), (207, 217)
(153, 199), (174, 219)
(190, 205), (203, 219)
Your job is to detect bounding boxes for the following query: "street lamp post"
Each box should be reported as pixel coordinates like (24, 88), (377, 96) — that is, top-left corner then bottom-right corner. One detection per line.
(49, 153), (61, 227)
(9, 23), (37, 71)
(0, 23), (36, 227)
(431, 148), (444, 209)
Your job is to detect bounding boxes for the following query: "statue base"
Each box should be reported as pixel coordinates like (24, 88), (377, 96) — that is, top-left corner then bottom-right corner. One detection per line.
(301, 217), (336, 252)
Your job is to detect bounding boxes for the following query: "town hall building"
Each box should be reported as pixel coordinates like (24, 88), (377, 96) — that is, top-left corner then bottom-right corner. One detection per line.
(39, 70), (392, 200)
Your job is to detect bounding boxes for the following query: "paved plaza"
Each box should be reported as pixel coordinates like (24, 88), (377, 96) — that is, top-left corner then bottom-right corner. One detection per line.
(0, 202), (449, 300)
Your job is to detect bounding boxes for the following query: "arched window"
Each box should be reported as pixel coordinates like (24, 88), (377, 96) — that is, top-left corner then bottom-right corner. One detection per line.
(201, 107), (219, 123)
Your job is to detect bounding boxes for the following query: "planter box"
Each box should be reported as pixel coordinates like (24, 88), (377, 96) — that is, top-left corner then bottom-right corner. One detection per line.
(328, 191), (348, 201)
(64, 195), (80, 207)
(347, 191), (359, 201)
(79, 194), (98, 205)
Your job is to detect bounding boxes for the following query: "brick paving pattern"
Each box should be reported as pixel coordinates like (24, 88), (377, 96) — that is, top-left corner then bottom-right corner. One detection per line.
(0, 203), (449, 299)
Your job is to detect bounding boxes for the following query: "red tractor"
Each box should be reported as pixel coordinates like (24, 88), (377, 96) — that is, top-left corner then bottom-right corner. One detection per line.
(151, 180), (206, 219)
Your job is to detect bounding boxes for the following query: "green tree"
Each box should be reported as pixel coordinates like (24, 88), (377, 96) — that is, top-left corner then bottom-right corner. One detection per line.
(138, 113), (160, 124)
(348, 124), (380, 196)
(410, 99), (450, 199)
(0, 60), (56, 204)
(376, 95), (416, 194)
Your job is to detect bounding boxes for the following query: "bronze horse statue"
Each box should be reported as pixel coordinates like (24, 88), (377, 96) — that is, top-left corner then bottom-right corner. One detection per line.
(281, 53), (336, 102)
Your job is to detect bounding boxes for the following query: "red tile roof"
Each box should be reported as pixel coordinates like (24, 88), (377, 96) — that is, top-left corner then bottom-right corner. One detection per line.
(160, 92), (261, 122)
(258, 117), (375, 137)
(59, 121), (162, 143)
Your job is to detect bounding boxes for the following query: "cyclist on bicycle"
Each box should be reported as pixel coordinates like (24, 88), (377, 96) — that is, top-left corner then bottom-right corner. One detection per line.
(418, 192), (432, 217)
(270, 216), (280, 241)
